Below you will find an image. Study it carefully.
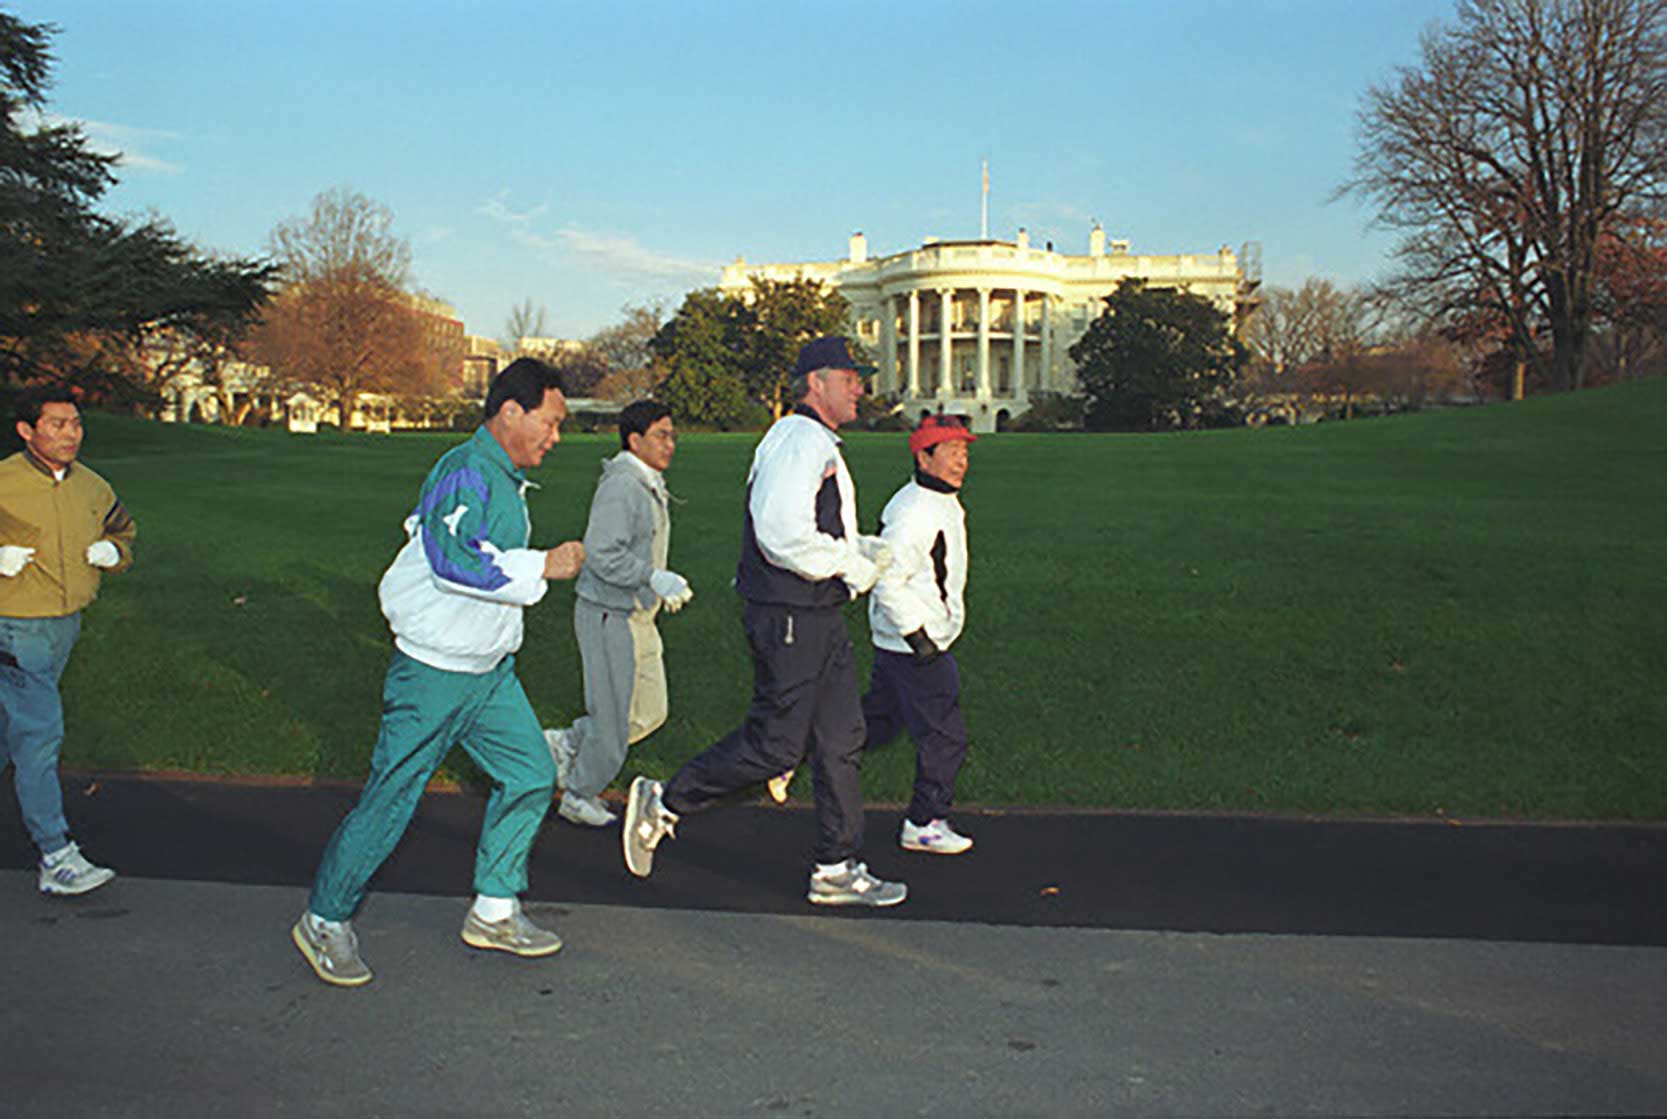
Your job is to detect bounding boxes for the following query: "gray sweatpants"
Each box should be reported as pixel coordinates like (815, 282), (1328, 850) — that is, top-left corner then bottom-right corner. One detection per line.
(561, 597), (667, 798)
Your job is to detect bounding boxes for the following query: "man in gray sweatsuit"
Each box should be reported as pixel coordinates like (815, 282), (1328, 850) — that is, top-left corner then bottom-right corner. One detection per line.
(544, 400), (692, 826)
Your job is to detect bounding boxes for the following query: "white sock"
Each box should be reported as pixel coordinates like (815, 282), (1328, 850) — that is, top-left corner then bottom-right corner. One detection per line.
(306, 911), (345, 934)
(472, 895), (517, 922)
(813, 860), (851, 878)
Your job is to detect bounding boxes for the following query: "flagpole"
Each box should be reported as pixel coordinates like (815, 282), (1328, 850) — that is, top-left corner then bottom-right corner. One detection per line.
(980, 158), (989, 239)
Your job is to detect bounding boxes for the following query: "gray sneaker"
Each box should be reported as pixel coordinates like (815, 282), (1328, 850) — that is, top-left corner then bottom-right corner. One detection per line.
(461, 906), (563, 957)
(544, 727), (576, 788)
(37, 842), (115, 896)
(291, 914), (373, 987)
(807, 860), (908, 908)
(622, 777), (678, 878)
(558, 791), (618, 827)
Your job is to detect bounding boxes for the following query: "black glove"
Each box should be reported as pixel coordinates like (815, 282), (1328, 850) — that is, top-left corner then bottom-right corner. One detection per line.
(904, 627), (941, 665)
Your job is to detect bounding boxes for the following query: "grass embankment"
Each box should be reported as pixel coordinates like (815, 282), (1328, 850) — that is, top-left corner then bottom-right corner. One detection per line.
(57, 378), (1667, 820)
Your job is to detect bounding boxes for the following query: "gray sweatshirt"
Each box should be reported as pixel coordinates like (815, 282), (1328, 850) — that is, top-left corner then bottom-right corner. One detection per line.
(573, 451), (670, 612)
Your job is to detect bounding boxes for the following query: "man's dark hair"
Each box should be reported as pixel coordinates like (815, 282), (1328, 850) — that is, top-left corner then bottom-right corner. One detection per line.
(485, 358), (566, 420)
(15, 385), (79, 426)
(618, 399), (672, 450)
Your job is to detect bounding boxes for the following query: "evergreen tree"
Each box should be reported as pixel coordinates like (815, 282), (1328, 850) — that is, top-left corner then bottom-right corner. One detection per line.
(0, 13), (273, 398)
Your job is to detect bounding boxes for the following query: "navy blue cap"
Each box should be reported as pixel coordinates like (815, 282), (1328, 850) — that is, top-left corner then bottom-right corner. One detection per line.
(792, 336), (856, 378)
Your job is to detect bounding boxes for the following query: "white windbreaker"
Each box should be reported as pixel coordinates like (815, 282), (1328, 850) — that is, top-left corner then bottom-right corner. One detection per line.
(868, 476), (967, 654)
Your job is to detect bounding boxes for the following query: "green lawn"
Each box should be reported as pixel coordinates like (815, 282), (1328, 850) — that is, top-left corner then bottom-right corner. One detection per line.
(54, 378), (1667, 820)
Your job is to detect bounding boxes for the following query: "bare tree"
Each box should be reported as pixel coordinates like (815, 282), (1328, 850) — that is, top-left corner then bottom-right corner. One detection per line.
(1341, 0), (1667, 394)
(502, 299), (548, 352)
(250, 187), (426, 420)
(586, 301), (666, 401)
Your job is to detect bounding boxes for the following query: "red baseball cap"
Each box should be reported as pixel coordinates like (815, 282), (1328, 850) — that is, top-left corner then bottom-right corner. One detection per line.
(909, 413), (978, 454)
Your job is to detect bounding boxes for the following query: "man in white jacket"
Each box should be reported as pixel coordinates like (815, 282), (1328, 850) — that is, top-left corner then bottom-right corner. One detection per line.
(864, 413), (978, 855)
(621, 337), (908, 907)
(544, 400), (692, 827)
(291, 359), (585, 988)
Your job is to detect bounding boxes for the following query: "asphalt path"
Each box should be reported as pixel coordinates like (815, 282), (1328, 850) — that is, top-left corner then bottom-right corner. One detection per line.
(6, 774), (1666, 1117)
(4, 773), (1663, 947)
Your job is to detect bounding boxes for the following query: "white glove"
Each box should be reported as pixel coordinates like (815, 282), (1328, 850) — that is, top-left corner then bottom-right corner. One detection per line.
(0, 545), (36, 578)
(86, 541), (121, 569)
(856, 535), (893, 574)
(843, 552), (880, 597)
(649, 569), (694, 613)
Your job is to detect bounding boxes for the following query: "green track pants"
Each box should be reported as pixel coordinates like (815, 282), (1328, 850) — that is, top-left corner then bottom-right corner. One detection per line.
(308, 650), (555, 921)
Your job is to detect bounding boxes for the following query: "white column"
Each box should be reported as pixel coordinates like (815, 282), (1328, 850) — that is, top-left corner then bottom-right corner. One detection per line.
(1040, 296), (1053, 390)
(1013, 288), (1026, 398)
(938, 289), (953, 399)
(880, 297), (897, 394)
(976, 288), (991, 399)
(907, 290), (921, 397)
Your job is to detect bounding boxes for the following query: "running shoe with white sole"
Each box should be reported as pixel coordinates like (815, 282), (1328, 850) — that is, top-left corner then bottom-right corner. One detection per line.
(461, 907), (563, 957)
(37, 842), (115, 896)
(807, 860), (907, 907)
(899, 817), (974, 855)
(766, 768), (796, 804)
(291, 914), (373, 987)
(558, 791), (618, 827)
(544, 727), (575, 788)
(622, 777), (678, 878)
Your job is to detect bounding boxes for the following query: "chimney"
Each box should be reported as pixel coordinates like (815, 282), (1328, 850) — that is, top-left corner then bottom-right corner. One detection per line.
(849, 231), (868, 264)
(1016, 227), (1030, 250)
(1089, 223), (1106, 256)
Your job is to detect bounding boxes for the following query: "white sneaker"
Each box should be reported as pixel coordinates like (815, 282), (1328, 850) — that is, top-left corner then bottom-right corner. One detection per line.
(766, 768), (796, 804)
(807, 860), (908, 907)
(558, 792), (618, 827)
(622, 777), (678, 878)
(544, 728), (575, 788)
(900, 818), (974, 855)
(37, 842), (116, 896)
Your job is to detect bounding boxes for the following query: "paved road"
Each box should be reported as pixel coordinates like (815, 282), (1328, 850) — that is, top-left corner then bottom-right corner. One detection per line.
(3, 775), (1665, 1117)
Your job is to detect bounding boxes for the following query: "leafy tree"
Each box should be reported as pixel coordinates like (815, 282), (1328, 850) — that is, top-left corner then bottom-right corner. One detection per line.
(1069, 279), (1244, 431)
(651, 288), (757, 428)
(249, 187), (426, 420)
(734, 277), (853, 417)
(648, 279), (855, 426)
(0, 13), (273, 396)
(1341, 0), (1667, 394)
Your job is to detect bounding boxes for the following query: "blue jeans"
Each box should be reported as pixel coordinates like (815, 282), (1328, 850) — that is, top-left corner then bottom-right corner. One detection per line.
(0, 613), (83, 855)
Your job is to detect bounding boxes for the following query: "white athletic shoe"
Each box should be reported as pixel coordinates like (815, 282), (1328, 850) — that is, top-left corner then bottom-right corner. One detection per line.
(766, 768), (796, 804)
(622, 777), (678, 878)
(544, 728), (575, 788)
(900, 818), (974, 855)
(807, 860), (908, 907)
(37, 842), (115, 896)
(558, 792), (618, 827)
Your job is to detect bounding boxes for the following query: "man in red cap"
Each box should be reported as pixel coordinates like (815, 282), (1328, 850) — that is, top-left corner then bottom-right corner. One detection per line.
(861, 413), (978, 854)
(621, 336), (909, 907)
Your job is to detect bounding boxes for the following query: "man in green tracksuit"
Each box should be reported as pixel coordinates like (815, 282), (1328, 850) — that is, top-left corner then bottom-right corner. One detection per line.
(291, 359), (585, 988)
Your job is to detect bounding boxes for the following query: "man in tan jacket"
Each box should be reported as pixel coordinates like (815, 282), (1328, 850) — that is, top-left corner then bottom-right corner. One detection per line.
(1, 386), (135, 896)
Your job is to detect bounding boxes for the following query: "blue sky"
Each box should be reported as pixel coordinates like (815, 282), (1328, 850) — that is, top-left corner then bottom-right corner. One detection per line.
(21, 0), (1454, 341)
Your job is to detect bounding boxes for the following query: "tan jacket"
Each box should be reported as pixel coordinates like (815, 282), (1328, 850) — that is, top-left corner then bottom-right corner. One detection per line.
(0, 451), (136, 618)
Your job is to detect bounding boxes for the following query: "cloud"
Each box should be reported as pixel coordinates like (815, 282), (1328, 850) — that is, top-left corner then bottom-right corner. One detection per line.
(545, 227), (718, 281)
(477, 191), (717, 282)
(477, 190), (548, 225)
(23, 111), (185, 175)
